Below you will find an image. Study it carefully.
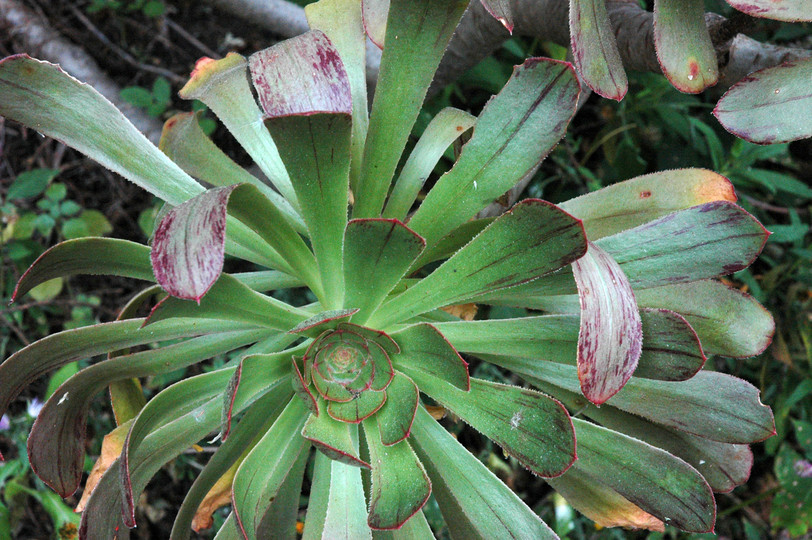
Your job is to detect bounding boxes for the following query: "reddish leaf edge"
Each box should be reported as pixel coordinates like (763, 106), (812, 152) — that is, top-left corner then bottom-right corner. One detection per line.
(368, 460), (432, 531)
(380, 373), (419, 447)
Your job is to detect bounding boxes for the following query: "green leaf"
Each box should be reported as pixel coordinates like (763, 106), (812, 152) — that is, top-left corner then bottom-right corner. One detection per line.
(121, 86), (154, 108)
(343, 219), (425, 324)
(61, 217), (90, 239)
(411, 406), (557, 539)
(375, 372), (419, 445)
(158, 112), (305, 234)
(353, 0), (469, 218)
(323, 457), (373, 539)
(714, 58), (812, 144)
(371, 199), (587, 328)
(407, 59), (580, 246)
(572, 242), (642, 404)
(561, 419), (716, 532)
(511, 360), (775, 444)
(559, 168), (737, 239)
(406, 373), (576, 478)
(152, 77), (171, 104)
(305, 0), (369, 190)
(635, 279), (774, 357)
(145, 273), (308, 331)
(179, 53), (295, 206)
(725, 0), (812, 22)
(12, 238), (153, 301)
(28, 329), (264, 497)
(303, 397), (370, 467)
(251, 31), (353, 309)
(771, 445), (812, 535)
(7, 168), (60, 199)
(596, 201), (769, 289)
(301, 452), (333, 540)
(232, 399), (310, 540)
(569, 0), (627, 100)
(79, 209), (113, 235)
(383, 107), (477, 220)
(390, 323), (469, 391)
(362, 415), (431, 530)
(653, 0), (718, 93)
(26, 277), (62, 302)
(327, 389), (387, 423)
(0, 55), (202, 205)
(44, 361), (79, 399)
(45, 182), (67, 201)
(0, 317), (245, 423)
(411, 217), (493, 270)
(361, 0), (388, 48)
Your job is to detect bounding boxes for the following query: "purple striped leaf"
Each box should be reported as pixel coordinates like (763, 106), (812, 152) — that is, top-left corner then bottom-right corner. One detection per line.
(714, 58), (812, 144)
(573, 242), (642, 405)
(151, 185), (237, 302)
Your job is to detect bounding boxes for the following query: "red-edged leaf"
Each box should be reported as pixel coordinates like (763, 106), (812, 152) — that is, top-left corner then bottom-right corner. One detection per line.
(391, 323), (470, 391)
(303, 397), (370, 468)
(714, 58), (812, 144)
(725, 0), (812, 21)
(250, 30), (352, 118)
(220, 361), (242, 442)
(288, 309), (359, 337)
(653, 0), (718, 93)
(573, 242), (642, 405)
(480, 0), (514, 33)
(327, 390), (387, 423)
(376, 372), (419, 446)
(569, 0), (627, 100)
(362, 0), (389, 48)
(151, 185), (237, 302)
(292, 359), (318, 415)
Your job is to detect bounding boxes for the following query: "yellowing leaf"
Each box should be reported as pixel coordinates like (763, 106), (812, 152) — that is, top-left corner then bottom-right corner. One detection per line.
(75, 420), (132, 513)
(441, 303), (478, 321)
(192, 460), (239, 532)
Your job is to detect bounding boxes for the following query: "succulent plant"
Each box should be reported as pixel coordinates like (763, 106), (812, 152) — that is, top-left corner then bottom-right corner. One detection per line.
(0, 1), (777, 538)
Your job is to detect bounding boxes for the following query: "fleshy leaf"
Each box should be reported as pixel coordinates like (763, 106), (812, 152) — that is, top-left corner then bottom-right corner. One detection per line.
(322, 457), (373, 539)
(559, 168), (737, 239)
(159, 112), (305, 233)
(411, 407), (557, 539)
(714, 58), (812, 144)
(191, 459), (237, 532)
(353, 0), (469, 217)
(384, 107), (477, 221)
(75, 420), (131, 513)
(289, 309), (358, 337)
(411, 217), (493, 270)
(343, 219), (425, 324)
(725, 0), (812, 21)
(407, 59), (580, 247)
(179, 53), (295, 205)
(231, 399), (310, 540)
(28, 329), (262, 497)
(573, 242), (642, 404)
(0, 55), (202, 206)
(653, 0), (718, 93)
(480, 0), (514, 32)
(596, 201), (769, 289)
(150, 185), (236, 301)
(12, 238), (153, 302)
(253, 32), (352, 309)
(361, 0), (389, 49)
(303, 397), (370, 468)
(571, 418), (715, 532)
(375, 372), (419, 446)
(636, 279), (774, 357)
(547, 465), (665, 532)
(371, 199), (587, 328)
(327, 389), (387, 423)
(569, 0), (627, 100)
(511, 360), (775, 443)
(362, 415), (431, 530)
(390, 323), (469, 391)
(145, 273), (308, 331)
(292, 359), (318, 414)
(220, 362), (242, 441)
(405, 373), (576, 478)
(301, 452), (332, 540)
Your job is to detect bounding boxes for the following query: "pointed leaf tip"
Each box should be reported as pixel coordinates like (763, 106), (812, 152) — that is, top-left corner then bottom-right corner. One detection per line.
(480, 0), (514, 33)
(249, 30), (352, 118)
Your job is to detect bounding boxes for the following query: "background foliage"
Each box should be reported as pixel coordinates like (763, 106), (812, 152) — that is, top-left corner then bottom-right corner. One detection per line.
(0, 0), (809, 538)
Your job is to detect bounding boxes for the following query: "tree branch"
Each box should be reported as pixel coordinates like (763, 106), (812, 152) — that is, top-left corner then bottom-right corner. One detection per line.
(0, 0), (164, 143)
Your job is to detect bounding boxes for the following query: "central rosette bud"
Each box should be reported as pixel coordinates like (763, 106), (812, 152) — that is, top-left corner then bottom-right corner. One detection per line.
(296, 322), (398, 424)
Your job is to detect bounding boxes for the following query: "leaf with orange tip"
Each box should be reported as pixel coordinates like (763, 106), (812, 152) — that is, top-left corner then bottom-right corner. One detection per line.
(191, 460), (238, 532)
(75, 420), (131, 513)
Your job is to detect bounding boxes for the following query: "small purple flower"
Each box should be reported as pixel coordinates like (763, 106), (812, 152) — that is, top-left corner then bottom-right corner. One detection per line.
(0, 414), (9, 431)
(795, 459), (812, 478)
(26, 398), (44, 418)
